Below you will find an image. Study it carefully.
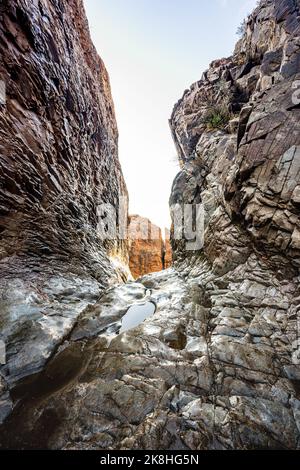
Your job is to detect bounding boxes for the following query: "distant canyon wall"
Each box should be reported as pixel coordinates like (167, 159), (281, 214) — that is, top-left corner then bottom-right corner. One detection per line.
(128, 215), (172, 279)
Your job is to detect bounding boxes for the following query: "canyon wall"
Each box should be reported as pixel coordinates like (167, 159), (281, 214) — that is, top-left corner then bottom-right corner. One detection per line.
(128, 215), (172, 278)
(170, 0), (300, 276)
(167, 0), (300, 448)
(0, 0), (128, 425)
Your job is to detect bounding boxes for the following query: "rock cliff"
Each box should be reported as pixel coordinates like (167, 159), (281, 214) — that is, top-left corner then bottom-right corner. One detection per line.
(0, 0), (128, 425)
(167, 0), (300, 448)
(0, 0), (300, 451)
(163, 229), (172, 270)
(170, 0), (300, 276)
(128, 215), (172, 279)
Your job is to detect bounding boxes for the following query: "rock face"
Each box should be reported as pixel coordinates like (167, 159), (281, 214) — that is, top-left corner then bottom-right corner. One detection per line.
(128, 215), (172, 278)
(0, 0), (128, 425)
(1, 0), (300, 451)
(167, 0), (300, 448)
(170, 0), (300, 275)
(163, 229), (172, 270)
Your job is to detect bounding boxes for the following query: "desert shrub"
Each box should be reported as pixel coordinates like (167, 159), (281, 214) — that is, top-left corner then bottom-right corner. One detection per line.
(202, 105), (231, 130)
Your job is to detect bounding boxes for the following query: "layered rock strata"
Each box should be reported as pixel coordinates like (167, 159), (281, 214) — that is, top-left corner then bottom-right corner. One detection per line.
(0, 0), (128, 425)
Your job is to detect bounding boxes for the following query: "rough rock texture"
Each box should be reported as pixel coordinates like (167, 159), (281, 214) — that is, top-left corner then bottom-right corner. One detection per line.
(167, 0), (300, 449)
(164, 229), (172, 270)
(128, 215), (172, 279)
(1, 0), (300, 451)
(0, 0), (128, 425)
(170, 0), (300, 274)
(2, 264), (299, 450)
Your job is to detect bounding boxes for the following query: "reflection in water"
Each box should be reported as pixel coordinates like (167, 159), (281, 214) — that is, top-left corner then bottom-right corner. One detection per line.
(120, 301), (156, 333)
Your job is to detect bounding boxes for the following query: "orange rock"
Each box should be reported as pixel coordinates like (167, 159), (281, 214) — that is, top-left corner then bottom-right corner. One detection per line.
(128, 215), (172, 279)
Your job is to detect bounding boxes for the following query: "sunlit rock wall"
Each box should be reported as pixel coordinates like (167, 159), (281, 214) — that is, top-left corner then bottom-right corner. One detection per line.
(128, 215), (172, 278)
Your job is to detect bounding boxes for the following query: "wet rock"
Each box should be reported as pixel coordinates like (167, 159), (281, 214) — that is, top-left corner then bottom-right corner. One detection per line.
(1, 253), (299, 450)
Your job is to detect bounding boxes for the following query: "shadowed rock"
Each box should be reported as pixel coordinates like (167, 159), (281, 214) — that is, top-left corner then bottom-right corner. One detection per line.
(0, 0), (128, 425)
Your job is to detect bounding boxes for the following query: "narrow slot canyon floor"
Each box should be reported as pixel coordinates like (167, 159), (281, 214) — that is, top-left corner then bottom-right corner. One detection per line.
(1, 255), (299, 450)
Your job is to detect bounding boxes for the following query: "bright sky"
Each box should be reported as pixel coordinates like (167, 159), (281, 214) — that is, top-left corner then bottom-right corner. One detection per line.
(84, 0), (257, 229)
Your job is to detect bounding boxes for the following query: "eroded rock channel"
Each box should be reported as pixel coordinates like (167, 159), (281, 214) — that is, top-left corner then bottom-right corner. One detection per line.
(1, 0), (300, 450)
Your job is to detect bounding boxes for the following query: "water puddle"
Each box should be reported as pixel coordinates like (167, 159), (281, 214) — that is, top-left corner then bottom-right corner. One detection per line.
(120, 290), (156, 333)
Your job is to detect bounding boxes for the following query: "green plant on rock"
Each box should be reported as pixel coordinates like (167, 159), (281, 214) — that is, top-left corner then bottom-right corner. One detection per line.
(202, 105), (231, 130)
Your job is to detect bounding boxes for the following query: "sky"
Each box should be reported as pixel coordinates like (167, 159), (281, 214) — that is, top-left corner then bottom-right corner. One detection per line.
(84, 0), (257, 230)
